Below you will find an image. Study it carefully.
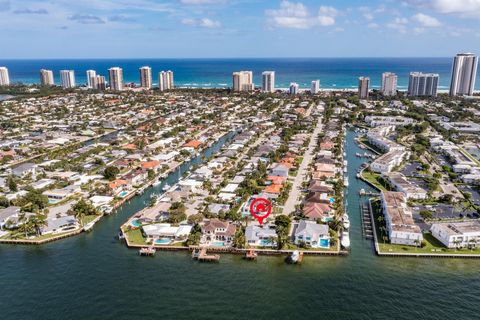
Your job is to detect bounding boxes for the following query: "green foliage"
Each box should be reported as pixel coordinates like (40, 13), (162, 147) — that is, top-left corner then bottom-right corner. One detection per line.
(103, 166), (120, 180)
(275, 215), (291, 250)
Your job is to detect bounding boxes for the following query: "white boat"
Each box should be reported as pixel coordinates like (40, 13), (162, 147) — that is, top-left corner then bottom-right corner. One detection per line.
(153, 179), (161, 186)
(162, 184), (171, 191)
(343, 214), (350, 230)
(343, 177), (349, 187)
(83, 221), (96, 232)
(287, 250), (302, 264)
(341, 231), (350, 249)
(343, 166), (348, 173)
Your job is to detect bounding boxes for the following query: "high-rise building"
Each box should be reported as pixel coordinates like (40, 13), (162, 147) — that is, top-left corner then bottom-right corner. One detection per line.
(289, 82), (299, 95)
(381, 72), (397, 96)
(311, 80), (320, 94)
(92, 75), (106, 90)
(60, 70), (75, 88)
(86, 70), (96, 89)
(0, 67), (9, 86)
(140, 66), (152, 89)
(358, 77), (370, 99)
(40, 69), (54, 86)
(158, 71), (174, 91)
(450, 53), (478, 96)
(232, 71), (254, 92)
(108, 67), (124, 91)
(262, 71), (275, 93)
(408, 72), (439, 97)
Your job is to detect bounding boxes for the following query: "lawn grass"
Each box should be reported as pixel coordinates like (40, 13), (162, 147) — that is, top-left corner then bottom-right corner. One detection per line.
(81, 215), (99, 225)
(125, 228), (147, 245)
(361, 171), (389, 192)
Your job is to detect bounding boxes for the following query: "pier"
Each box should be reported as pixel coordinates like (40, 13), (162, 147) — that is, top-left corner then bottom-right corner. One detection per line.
(360, 202), (374, 240)
(192, 248), (220, 262)
(139, 246), (156, 256)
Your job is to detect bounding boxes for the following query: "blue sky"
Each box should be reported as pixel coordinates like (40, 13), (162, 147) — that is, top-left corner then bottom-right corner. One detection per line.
(0, 0), (479, 58)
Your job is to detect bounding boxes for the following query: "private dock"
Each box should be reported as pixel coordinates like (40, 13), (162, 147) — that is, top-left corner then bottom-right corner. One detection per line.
(192, 248), (220, 262)
(360, 203), (374, 240)
(244, 249), (258, 261)
(139, 246), (156, 256)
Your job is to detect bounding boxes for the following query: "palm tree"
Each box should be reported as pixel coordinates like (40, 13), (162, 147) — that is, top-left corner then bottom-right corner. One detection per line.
(17, 213), (33, 238)
(30, 214), (47, 236)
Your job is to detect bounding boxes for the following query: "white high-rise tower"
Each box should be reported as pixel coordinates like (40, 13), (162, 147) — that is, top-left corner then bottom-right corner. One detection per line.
(40, 69), (55, 86)
(262, 71), (275, 93)
(311, 80), (320, 94)
(381, 72), (398, 96)
(108, 67), (124, 91)
(232, 71), (253, 92)
(0, 67), (9, 86)
(358, 77), (370, 99)
(140, 66), (152, 89)
(60, 70), (76, 88)
(450, 53), (478, 96)
(86, 70), (96, 89)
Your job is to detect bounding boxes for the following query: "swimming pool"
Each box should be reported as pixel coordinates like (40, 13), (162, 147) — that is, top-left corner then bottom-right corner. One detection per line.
(319, 238), (330, 249)
(118, 191), (129, 198)
(130, 219), (141, 227)
(211, 241), (225, 247)
(155, 238), (171, 245)
(259, 239), (273, 246)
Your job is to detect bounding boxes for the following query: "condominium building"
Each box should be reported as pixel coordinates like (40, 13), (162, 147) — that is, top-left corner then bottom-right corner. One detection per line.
(86, 70), (96, 89)
(158, 70), (174, 91)
(431, 221), (480, 248)
(59, 70), (75, 88)
(108, 67), (123, 91)
(381, 72), (397, 96)
(407, 72), (439, 97)
(232, 71), (254, 92)
(381, 191), (423, 246)
(311, 80), (320, 94)
(289, 82), (299, 95)
(262, 71), (275, 93)
(139, 66), (152, 89)
(40, 69), (54, 86)
(358, 77), (370, 99)
(449, 53), (478, 96)
(0, 67), (9, 86)
(92, 75), (106, 90)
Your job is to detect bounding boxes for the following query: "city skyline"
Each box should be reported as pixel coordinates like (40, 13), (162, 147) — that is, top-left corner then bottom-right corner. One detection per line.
(0, 0), (480, 59)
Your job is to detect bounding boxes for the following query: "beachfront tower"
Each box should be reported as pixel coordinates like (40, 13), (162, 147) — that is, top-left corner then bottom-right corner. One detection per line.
(381, 72), (397, 96)
(86, 70), (96, 88)
(232, 71), (254, 92)
(0, 67), (10, 86)
(40, 69), (55, 86)
(60, 70), (75, 88)
(140, 66), (152, 89)
(262, 71), (275, 93)
(108, 67), (124, 91)
(311, 80), (320, 94)
(289, 82), (299, 95)
(450, 53), (478, 96)
(358, 77), (370, 99)
(408, 72), (439, 97)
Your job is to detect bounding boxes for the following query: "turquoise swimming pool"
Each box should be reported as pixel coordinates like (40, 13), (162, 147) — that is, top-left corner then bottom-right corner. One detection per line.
(211, 241), (225, 247)
(319, 238), (330, 248)
(130, 219), (141, 227)
(118, 191), (129, 198)
(155, 238), (171, 245)
(260, 239), (273, 246)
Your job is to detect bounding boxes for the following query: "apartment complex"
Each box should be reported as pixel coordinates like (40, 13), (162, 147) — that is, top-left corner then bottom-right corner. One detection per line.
(139, 66), (152, 89)
(40, 69), (54, 86)
(262, 71), (275, 93)
(381, 72), (397, 96)
(60, 70), (75, 88)
(108, 67), (124, 91)
(311, 80), (320, 94)
(358, 77), (370, 99)
(158, 71), (174, 91)
(86, 70), (96, 89)
(232, 71), (254, 92)
(407, 72), (439, 97)
(449, 53), (478, 96)
(0, 67), (9, 86)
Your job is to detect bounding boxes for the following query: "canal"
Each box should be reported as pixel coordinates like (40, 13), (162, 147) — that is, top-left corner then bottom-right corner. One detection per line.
(1, 129), (480, 320)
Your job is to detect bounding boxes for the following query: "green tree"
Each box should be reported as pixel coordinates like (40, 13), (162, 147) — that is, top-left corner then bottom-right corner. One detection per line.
(0, 196), (9, 208)
(29, 214), (47, 236)
(274, 215), (291, 250)
(71, 199), (98, 226)
(7, 175), (17, 192)
(103, 166), (120, 181)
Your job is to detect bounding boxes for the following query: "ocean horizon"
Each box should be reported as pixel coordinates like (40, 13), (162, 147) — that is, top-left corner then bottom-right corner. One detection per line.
(1, 57), (478, 90)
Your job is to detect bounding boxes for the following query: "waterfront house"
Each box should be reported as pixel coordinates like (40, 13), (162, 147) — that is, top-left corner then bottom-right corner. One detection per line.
(41, 216), (79, 235)
(0, 206), (21, 229)
(245, 224), (277, 247)
(108, 179), (130, 195)
(207, 203), (230, 216)
(269, 163), (289, 177)
(294, 220), (330, 248)
(12, 163), (37, 178)
(200, 218), (236, 246)
(42, 185), (81, 204)
(142, 223), (192, 242)
(123, 169), (148, 186)
(303, 202), (334, 221)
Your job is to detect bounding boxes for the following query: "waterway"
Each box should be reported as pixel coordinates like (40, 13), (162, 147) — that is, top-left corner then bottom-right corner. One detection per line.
(1, 129), (480, 320)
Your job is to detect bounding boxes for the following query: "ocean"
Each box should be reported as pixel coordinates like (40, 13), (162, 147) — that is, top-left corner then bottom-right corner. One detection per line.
(1, 58), (478, 90)
(1, 129), (479, 320)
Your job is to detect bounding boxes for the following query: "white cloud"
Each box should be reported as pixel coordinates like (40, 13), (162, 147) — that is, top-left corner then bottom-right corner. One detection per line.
(412, 13), (441, 26)
(181, 17), (221, 28)
(266, 1), (337, 29)
(368, 22), (380, 28)
(387, 17), (408, 33)
(180, 0), (226, 4)
(407, 0), (480, 17)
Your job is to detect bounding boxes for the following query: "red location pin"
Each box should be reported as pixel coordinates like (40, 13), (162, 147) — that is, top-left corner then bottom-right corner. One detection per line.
(249, 198), (272, 224)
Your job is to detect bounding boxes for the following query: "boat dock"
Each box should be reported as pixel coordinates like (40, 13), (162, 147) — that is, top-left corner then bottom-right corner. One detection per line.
(360, 202), (374, 240)
(139, 246), (156, 256)
(192, 247), (220, 262)
(244, 249), (258, 261)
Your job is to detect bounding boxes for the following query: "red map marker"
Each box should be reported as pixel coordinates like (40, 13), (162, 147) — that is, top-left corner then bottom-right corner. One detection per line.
(249, 198), (272, 224)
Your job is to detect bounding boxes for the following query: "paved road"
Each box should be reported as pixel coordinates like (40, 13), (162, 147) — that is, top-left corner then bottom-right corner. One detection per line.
(281, 116), (323, 216)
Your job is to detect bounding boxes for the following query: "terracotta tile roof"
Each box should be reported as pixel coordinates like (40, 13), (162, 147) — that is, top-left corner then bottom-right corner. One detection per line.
(183, 140), (202, 148)
(108, 179), (128, 190)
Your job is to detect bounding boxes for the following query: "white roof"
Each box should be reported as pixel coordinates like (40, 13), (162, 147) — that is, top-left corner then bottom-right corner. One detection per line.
(220, 183), (239, 193)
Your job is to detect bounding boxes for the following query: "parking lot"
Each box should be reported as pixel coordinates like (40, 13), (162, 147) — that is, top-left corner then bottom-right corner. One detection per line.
(457, 184), (480, 206)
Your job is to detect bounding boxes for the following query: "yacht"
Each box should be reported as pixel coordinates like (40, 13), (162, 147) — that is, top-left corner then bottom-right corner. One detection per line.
(343, 177), (349, 187)
(162, 184), (171, 191)
(341, 231), (350, 249)
(153, 179), (161, 186)
(83, 221), (96, 232)
(342, 214), (350, 230)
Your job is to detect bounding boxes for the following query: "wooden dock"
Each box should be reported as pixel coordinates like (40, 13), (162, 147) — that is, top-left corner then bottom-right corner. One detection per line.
(192, 248), (220, 262)
(244, 249), (258, 260)
(139, 246), (156, 256)
(360, 202), (374, 240)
